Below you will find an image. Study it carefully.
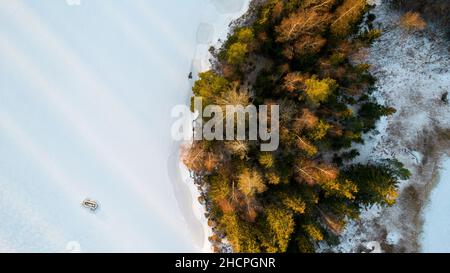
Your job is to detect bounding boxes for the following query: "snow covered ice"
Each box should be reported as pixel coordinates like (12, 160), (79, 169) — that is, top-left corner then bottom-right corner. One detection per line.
(421, 158), (450, 252)
(0, 0), (249, 252)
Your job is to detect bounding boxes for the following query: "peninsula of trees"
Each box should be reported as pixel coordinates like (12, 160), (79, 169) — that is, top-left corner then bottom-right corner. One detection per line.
(183, 0), (410, 253)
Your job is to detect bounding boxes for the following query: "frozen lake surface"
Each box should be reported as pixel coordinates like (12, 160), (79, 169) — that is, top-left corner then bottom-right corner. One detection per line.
(421, 158), (450, 252)
(0, 0), (249, 252)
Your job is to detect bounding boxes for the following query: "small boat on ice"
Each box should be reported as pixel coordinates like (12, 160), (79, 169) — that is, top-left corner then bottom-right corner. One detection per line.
(82, 198), (99, 212)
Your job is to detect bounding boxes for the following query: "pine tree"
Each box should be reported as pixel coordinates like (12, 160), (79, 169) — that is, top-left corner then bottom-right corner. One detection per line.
(266, 206), (295, 252)
(225, 140), (249, 159)
(227, 42), (248, 65)
(345, 160), (410, 207)
(302, 223), (324, 241)
(304, 76), (338, 106)
(258, 152), (275, 168)
(192, 71), (230, 106)
(279, 192), (306, 214)
(330, 0), (367, 38)
(276, 9), (331, 42)
(238, 168), (267, 197)
(308, 120), (331, 141)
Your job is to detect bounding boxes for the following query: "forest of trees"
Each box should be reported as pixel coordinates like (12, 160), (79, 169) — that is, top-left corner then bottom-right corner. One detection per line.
(183, 0), (410, 253)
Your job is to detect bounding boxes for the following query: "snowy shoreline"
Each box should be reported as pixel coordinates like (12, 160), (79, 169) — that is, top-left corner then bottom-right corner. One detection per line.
(171, 0), (253, 252)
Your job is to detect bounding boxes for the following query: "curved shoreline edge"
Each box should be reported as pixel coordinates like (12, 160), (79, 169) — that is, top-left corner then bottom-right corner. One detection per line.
(170, 0), (253, 252)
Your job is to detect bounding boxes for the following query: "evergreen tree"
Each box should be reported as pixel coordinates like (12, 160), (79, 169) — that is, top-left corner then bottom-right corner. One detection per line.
(304, 76), (338, 106)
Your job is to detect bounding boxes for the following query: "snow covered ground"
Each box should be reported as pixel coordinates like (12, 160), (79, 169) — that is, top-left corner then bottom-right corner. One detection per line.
(0, 0), (249, 252)
(330, 0), (450, 253)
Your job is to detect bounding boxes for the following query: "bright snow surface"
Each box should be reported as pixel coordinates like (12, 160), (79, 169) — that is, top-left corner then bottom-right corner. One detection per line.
(421, 158), (450, 252)
(0, 0), (249, 252)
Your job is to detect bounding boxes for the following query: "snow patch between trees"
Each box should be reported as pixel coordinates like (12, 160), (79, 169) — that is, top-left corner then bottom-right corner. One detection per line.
(328, 0), (450, 252)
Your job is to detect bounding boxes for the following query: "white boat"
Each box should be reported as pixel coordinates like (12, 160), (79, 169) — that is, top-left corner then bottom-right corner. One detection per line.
(82, 198), (99, 212)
